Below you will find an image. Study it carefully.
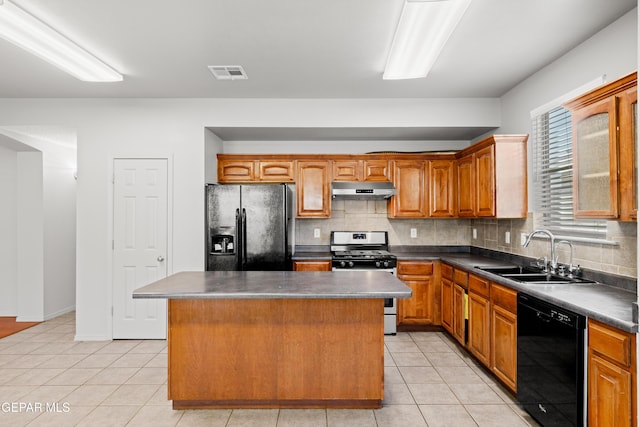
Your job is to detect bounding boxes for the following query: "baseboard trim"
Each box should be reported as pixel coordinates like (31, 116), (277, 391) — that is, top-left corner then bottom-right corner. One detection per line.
(44, 305), (75, 321)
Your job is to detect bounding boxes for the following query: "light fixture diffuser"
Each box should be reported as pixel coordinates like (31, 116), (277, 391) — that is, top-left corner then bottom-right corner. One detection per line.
(0, 0), (122, 82)
(383, 0), (472, 80)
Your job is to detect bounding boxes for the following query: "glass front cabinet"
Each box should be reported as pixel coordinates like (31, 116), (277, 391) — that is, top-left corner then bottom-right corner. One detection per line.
(564, 72), (637, 220)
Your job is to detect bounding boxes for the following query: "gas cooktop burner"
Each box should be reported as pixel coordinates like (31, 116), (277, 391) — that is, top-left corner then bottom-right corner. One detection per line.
(332, 250), (395, 260)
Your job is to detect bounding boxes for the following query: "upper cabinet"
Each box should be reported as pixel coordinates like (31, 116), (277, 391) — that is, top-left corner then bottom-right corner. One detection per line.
(218, 156), (294, 183)
(564, 71), (637, 220)
(455, 135), (528, 218)
(333, 159), (390, 182)
(428, 159), (456, 217)
(296, 160), (331, 218)
(388, 160), (428, 218)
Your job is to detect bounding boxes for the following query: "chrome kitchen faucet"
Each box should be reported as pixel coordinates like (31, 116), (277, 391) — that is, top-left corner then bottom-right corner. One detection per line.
(522, 229), (556, 272)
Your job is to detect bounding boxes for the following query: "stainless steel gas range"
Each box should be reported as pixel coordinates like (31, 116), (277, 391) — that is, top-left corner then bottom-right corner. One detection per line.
(330, 231), (398, 335)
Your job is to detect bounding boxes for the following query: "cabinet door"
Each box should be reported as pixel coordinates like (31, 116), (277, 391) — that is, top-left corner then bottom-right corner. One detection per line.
(258, 161), (294, 182)
(363, 160), (390, 181)
(441, 277), (453, 334)
(332, 160), (361, 181)
(619, 87), (637, 221)
(292, 260), (332, 271)
(475, 145), (495, 217)
(397, 279), (434, 325)
(388, 160), (427, 218)
(467, 292), (490, 367)
(397, 261), (435, 326)
(572, 97), (619, 218)
(588, 354), (633, 426)
(428, 159), (456, 217)
(296, 161), (331, 218)
(218, 160), (255, 182)
(456, 155), (475, 217)
(491, 304), (517, 392)
(452, 284), (466, 346)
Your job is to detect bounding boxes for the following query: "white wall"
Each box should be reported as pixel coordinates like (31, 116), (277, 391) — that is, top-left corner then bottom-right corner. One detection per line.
(205, 128), (223, 184)
(0, 145), (17, 315)
(221, 139), (470, 154)
(494, 8), (637, 136)
(16, 152), (44, 321)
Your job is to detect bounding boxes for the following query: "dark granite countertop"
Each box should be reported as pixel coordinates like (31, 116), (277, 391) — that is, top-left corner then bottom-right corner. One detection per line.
(291, 251), (332, 261)
(133, 271), (412, 300)
(396, 251), (638, 333)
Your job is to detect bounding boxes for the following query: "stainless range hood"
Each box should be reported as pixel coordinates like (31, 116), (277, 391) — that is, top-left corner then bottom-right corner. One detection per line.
(331, 181), (396, 199)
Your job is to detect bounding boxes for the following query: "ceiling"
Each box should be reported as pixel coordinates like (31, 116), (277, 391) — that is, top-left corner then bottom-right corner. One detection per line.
(0, 0), (636, 141)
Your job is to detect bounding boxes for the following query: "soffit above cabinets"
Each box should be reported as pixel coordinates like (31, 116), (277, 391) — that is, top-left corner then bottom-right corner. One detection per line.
(207, 126), (497, 142)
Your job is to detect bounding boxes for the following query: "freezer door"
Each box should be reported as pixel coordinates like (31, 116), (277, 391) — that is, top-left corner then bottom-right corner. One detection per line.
(241, 185), (287, 270)
(206, 184), (240, 271)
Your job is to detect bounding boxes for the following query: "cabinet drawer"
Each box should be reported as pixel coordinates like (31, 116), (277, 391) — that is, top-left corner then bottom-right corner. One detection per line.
(453, 269), (468, 288)
(589, 319), (634, 368)
(468, 274), (490, 298)
(490, 283), (517, 313)
(441, 263), (453, 280)
(397, 261), (433, 277)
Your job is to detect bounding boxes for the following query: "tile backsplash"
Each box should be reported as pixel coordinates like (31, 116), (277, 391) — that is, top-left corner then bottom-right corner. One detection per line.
(296, 200), (637, 279)
(295, 199), (471, 246)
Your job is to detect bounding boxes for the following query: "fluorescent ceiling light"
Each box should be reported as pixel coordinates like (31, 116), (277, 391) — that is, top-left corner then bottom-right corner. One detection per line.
(0, 0), (122, 82)
(383, 0), (472, 80)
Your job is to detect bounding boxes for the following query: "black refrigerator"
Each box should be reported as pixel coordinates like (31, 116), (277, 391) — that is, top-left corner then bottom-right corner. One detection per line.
(206, 184), (294, 271)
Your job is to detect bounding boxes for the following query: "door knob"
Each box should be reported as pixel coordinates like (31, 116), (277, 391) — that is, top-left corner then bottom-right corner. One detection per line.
(157, 256), (165, 262)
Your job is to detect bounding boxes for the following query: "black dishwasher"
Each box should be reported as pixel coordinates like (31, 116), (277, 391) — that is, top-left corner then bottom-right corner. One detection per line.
(517, 293), (586, 426)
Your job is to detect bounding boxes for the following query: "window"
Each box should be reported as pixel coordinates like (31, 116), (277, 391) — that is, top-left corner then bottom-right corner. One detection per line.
(531, 105), (608, 238)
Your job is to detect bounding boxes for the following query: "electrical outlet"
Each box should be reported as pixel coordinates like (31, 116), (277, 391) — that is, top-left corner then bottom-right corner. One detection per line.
(505, 231), (511, 244)
(521, 233), (528, 246)
(472, 228), (477, 239)
(410, 228), (417, 238)
(313, 228), (321, 238)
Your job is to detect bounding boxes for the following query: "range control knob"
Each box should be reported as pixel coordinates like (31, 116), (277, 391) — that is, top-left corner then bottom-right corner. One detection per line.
(347, 261), (354, 268)
(375, 261), (382, 268)
(339, 261), (346, 268)
(383, 260), (390, 268)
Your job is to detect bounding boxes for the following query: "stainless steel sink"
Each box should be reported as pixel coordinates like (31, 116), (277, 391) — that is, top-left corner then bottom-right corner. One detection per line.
(475, 266), (595, 285)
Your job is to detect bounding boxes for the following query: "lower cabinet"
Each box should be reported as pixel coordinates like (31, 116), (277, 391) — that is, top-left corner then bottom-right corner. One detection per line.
(490, 283), (517, 393)
(440, 264), (454, 333)
(397, 261), (438, 326)
(292, 260), (332, 271)
(452, 269), (468, 346)
(588, 319), (637, 426)
(467, 274), (490, 368)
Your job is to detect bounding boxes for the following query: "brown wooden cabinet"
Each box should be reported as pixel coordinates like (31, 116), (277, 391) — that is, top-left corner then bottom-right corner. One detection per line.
(332, 159), (390, 182)
(296, 160), (331, 218)
(388, 160), (428, 218)
(257, 160), (295, 182)
(218, 157), (294, 183)
(428, 159), (456, 217)
(455, 135), (528, 218)
(440, 263), (454, 334)
(490, 283), (517, 393)
(467, 274), (490, 368)
(587, 318), (637, 426)
(564, 71), (637, 220)
(452, 269), (468, 346)
(397, 261), (437, 326)
(218, 159), (255, 182)
(292, 260), (332, 271)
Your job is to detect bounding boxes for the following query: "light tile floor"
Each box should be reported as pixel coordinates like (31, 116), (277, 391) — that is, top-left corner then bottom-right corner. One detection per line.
(0, 312), (540, 426)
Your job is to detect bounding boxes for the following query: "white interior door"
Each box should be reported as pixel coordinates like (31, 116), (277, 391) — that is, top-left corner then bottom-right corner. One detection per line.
(112, 158), (168, 339)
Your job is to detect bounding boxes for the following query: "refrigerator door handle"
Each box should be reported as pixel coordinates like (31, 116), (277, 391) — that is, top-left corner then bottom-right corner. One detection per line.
(235, 208), (241, 270)
(241, 208), (247, 269)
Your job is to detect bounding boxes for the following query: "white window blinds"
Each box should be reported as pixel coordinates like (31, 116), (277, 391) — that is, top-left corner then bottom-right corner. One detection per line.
(531, 106), (608, 237)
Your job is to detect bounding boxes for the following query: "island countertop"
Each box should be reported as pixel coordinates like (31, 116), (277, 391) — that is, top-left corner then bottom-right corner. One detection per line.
(132, 270), (412, 300)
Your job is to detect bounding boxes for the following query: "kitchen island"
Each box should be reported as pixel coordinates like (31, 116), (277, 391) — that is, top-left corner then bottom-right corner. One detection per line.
(133, 270), (411, 409)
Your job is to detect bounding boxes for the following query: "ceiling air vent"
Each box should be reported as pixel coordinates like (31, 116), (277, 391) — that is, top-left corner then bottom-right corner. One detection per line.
(208, 65), (248, 80)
